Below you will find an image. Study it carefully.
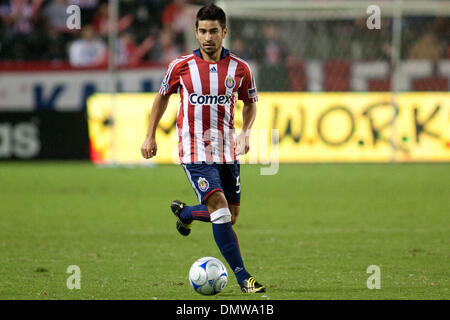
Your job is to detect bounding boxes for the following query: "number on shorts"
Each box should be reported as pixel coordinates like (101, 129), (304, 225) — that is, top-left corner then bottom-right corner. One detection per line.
(236, 176), (241, 194)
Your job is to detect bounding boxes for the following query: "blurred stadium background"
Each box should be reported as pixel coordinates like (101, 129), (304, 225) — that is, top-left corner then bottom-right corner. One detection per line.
(0, 0), (448, 163)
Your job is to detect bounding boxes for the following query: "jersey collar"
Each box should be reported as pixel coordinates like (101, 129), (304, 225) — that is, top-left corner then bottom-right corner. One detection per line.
(193, 47), (229, 61)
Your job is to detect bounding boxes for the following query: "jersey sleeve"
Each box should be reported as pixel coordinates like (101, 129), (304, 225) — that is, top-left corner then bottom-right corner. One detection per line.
(238, 64), (258, 103)
(159, 59), (181, 95)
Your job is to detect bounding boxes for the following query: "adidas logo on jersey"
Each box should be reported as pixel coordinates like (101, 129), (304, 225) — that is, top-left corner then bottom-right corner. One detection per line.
(189, 93), (232, 105)
(209, 66), (217, 72)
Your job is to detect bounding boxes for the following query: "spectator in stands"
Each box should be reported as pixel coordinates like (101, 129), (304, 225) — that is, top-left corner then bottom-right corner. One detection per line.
(69, 25), (106, 67)
(231, 39), (249, 61)
(116, 31), (156, 67)
(407, 32), (444, 62)
(262, 23), (286, 65)
(43, 0), (69, 33)
(42, 0), (76, 61)
(0, 0), (35, 34)
(257, 23), (289, 91)
(429, 17), (449, 59)
(91, 2), (109, 36)
(91, 1), (133, 37)
(161, 0), (188, 50)
(0, 0), (46, 60)
(149, 27), (182, 65)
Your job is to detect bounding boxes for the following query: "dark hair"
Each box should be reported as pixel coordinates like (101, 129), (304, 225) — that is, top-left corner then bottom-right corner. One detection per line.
(195, 4), (226, 29)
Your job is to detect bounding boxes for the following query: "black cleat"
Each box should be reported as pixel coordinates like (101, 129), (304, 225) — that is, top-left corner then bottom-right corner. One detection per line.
(170, 200), (192, 236)
(240, 276), (266, 293)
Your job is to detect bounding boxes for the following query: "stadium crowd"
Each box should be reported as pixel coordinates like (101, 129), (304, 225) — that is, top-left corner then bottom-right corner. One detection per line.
(0, 0), (448, 91)
(0, 0), (209, 65)
(1, 0), (448, 64)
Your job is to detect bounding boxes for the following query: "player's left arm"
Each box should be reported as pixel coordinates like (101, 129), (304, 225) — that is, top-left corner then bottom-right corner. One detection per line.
(237, 101), (256, 155)
(236, 62), (258, 155)
(232, 101), (256, 224)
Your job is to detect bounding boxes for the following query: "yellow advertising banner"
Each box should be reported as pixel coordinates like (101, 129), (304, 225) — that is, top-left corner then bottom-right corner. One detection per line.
(87, 92), (450, 164)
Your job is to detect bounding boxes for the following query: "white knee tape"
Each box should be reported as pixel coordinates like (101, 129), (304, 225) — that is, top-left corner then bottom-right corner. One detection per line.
(210, 208), (232, 224)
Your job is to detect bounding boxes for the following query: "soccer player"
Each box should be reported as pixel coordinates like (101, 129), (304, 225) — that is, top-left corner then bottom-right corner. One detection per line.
(141, 4), (265, 294)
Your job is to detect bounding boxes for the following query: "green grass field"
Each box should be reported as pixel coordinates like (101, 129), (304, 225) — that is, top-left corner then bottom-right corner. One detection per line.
(0, 162), (449, 300)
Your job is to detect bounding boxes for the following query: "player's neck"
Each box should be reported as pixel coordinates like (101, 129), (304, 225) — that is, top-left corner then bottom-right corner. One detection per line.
(199, 47), (223, 63)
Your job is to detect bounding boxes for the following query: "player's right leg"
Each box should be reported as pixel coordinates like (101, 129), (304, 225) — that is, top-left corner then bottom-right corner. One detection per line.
(171, 200), (211, 224)
(170, 200), (193, 236)
(170, 163), (222, 236)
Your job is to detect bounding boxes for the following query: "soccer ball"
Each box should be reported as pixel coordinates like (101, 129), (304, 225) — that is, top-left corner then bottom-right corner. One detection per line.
(189, 256), (228, 295)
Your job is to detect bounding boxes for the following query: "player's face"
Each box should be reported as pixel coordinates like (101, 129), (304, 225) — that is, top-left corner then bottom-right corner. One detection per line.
(196, 20), (227, 57)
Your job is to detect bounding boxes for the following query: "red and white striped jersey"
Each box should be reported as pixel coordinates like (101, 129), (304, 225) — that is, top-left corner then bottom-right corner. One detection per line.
(159, 48), (258, 164)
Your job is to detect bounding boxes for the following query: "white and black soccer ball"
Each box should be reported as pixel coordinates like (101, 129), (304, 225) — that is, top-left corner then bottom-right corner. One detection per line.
(188, 256), (228, 295)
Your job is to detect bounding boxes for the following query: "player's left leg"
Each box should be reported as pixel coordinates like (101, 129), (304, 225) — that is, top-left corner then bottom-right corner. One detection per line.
(220, 160), (241, 225)
(207, 190), (265, 293)
(205, 191), (250, 283)
(229, 204), (239, 225)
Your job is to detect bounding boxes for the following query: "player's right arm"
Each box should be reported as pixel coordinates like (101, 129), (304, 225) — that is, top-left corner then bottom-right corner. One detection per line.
(141, 57), (183, 159)
(141, 93), (170, 159)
